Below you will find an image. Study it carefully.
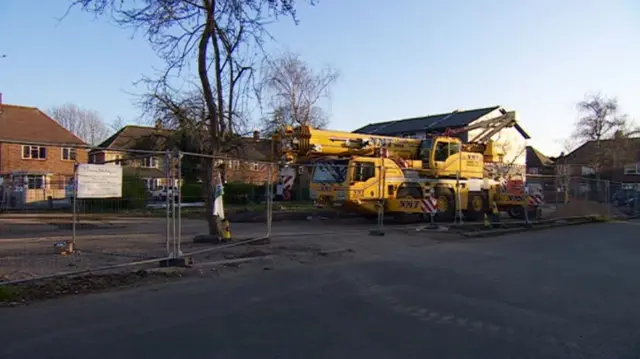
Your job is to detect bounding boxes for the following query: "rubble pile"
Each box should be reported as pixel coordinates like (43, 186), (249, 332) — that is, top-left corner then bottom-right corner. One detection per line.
(548, 200), (619, 219)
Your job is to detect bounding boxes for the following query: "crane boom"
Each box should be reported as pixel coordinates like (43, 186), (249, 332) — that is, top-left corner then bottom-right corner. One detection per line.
(440, 110), (529, 143)
(276, 126), (422, 164)
(275, 110), (528, 166)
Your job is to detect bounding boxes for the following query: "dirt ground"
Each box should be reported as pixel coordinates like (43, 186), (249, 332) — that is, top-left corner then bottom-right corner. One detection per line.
(0, 201), (617, 283)
(547, 200), (628, 219)
(0, 214), (428, 282)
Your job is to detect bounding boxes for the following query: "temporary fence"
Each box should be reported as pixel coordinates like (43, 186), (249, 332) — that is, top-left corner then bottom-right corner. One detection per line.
(608, 180), (640, 218)
(2, 138), (633, 283)
(0, 143), (178, 282)
(0, 138), (279, 283)
(273, 162), (546, 234)
(525, 173), (627, 219)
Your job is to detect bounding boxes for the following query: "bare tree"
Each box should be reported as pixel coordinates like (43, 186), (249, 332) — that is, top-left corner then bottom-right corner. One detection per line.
(69, 0), (314, 236)
(48, 103), (109, 145)
(572, 94), (632, 177)
(258, 52), (338, 133)
(109, 115), (127, 132)
(575, 94), (627, 142)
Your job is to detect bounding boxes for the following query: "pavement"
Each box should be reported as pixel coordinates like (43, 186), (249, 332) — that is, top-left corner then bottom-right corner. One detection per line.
(2, 219), (640, 358)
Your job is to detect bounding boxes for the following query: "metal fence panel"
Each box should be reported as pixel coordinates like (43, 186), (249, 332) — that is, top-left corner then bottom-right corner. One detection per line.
(177, 153), (276, 255)
(0, 144), (172, 282)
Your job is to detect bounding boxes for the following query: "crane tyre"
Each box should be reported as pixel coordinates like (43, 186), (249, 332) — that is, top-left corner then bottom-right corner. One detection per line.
(434, 187), (455, 222)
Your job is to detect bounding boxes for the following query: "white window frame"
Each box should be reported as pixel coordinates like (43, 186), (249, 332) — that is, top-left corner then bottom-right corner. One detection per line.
(226, 160), (240, 170)
(624, 163), (639, 175)
(25, 175), (46, 190)
(251, 162), (259, 171)
(142, 156), (159, 168)
(143, 178), (161, 191)
(61, 147), (77, 161)
(21, 145), (47, 160)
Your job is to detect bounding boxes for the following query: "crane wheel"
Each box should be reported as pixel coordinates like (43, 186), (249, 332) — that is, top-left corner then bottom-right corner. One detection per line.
(507, 206), (540, 220)
(466, 191), (487, 221)
(434, 187), (455, 222)
(393, 188), (424, 224)
(507, 206), (524, 219)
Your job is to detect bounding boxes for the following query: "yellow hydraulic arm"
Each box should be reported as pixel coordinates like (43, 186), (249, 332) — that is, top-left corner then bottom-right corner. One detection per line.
(274, 126), (422, 164)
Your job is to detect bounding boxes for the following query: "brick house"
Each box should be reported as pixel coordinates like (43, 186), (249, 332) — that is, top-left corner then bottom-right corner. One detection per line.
(90, 125), (277, 192)
(525, 145), (556, 199)
(89, 125), (175, 191)
(558, 138), (640, 183)
(0, 103), (88, 206)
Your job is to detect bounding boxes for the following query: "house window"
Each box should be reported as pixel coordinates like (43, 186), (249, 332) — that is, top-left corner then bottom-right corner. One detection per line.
(26, 175), (45, 190)
(624, 164), (639, 175)
(226, 160), (240, 170)
(142, 156), (159, 168)
(58, 176), (67, 190)
(144, 178), (160, 191)
(251, 162), (259, 171)
(22, 146), (47, 160)
(62, 147), (77, 161)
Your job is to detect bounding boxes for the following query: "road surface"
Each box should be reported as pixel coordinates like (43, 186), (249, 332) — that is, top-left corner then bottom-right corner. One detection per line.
(2, 220), (640, 358)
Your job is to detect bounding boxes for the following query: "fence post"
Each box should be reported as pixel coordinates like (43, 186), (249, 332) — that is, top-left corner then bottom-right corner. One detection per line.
(265, 163), (274, 237)
(72, 162), (78, 246)
(377, 164), (385, 233)
(523, 185), (530, 225)
(177, 151), (182, 256)
(605, 180), (611, 219)
(165, 150), (172, 256)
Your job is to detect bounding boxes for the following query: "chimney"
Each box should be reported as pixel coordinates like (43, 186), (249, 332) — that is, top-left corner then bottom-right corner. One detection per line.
(155, 119), (163, 129)
(253, 130), (260, 140)
(0, 92), (3, 105)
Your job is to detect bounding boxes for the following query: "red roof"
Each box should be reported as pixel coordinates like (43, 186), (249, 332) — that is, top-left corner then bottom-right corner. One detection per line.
(0, 104), (86, 145)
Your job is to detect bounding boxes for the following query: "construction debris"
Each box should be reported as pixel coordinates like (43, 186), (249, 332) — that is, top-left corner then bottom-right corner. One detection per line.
(548, 200), (616, 219)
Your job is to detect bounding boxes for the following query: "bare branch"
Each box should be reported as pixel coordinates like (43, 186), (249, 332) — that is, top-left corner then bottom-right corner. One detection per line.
(257, 51), (339, 133)
(48, 103), (109, 145)
(568, 93), (638, 177)
(69, 0), (317, 236)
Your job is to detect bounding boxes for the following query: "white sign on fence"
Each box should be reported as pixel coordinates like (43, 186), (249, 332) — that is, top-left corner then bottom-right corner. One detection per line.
(76, 164), (123, 199)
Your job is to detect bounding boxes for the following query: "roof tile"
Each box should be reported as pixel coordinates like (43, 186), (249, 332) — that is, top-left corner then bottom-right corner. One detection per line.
(0, 104), (86, 145)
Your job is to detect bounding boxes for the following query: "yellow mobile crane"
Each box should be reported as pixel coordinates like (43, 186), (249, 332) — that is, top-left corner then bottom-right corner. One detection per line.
(274, 110), (537, 222)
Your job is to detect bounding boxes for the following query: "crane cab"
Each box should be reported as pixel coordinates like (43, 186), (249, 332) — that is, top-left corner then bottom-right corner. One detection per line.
(419, 137), (484, 179)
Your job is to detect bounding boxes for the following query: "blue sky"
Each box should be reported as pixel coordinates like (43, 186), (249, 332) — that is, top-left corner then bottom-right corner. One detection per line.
(1, 0), (638, 156)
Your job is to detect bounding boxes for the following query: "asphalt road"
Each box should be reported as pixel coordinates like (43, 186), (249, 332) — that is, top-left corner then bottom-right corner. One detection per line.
(2, 220), (640, 358)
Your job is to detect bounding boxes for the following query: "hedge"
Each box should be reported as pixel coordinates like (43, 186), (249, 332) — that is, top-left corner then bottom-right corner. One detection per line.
(181, 181), (269, 205)
(79, 175), (149, 212)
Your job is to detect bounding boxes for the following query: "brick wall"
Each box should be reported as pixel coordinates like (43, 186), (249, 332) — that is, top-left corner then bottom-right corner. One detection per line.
(225, 161), (278, 185)
(0, 143), (88, 179)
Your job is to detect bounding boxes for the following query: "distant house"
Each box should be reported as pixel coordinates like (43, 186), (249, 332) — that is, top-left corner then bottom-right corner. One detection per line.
(89, 125), (173, 191)
(525, 145), (556, 198)
(558, 138), (640, 183)
(354, 106), (530, 172)
(0, 102), (88, 206)
(90, 125), (277, 190)
(526, 146), (555, 176)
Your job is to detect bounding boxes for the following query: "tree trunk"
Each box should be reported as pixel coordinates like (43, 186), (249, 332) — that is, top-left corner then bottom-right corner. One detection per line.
(201, 158), (224, 237)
